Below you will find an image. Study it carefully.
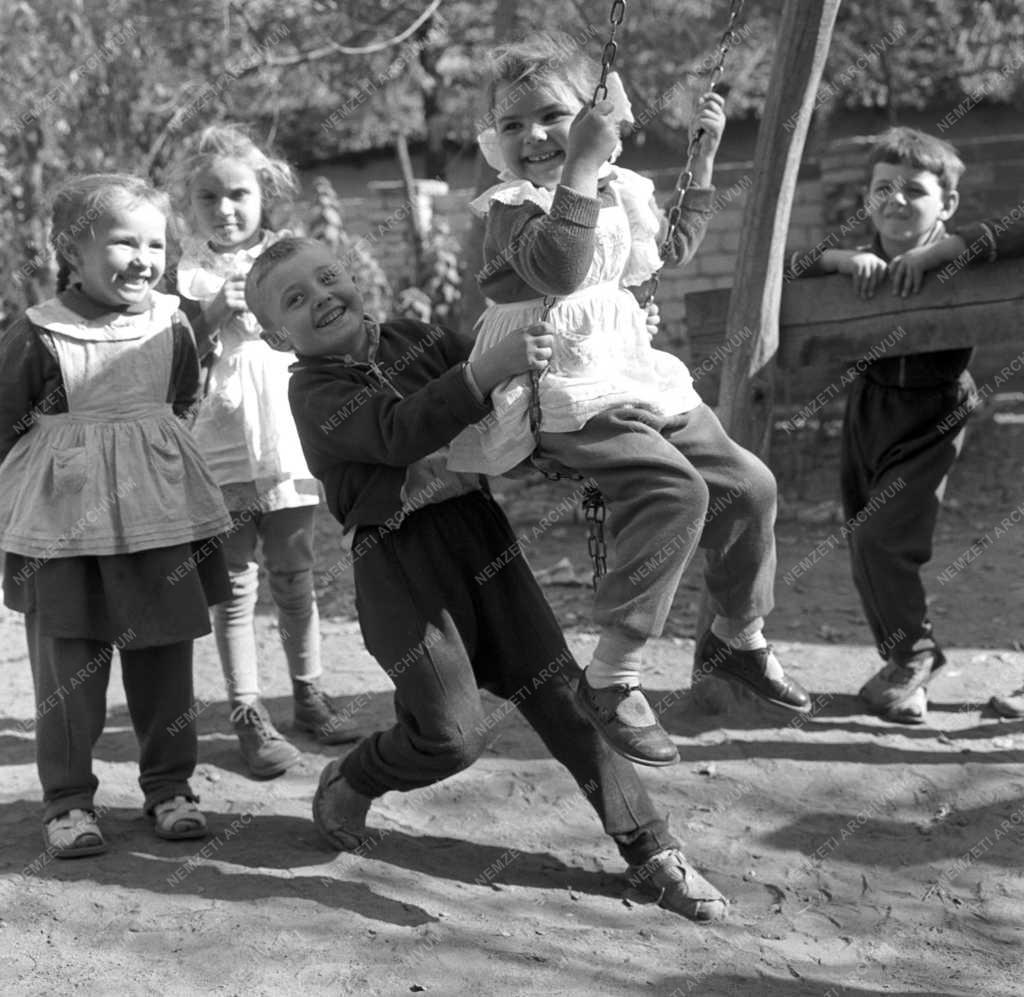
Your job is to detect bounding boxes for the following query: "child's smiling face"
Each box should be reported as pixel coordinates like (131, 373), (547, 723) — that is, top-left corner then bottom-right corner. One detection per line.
(866, 162), (959, 255)
(252, 244), (366, 358)
(494, 78), (584, 189)
(70, 199), (166, 309)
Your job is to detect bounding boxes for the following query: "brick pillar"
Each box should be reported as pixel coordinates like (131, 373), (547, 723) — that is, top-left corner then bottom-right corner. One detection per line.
(365, 178), (450, 288)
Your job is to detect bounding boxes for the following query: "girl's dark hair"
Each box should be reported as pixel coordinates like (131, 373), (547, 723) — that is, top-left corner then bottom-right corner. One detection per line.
(49, 174), (171, 292)
(166, 123), (298, 232)
(867, 127), (965, 194)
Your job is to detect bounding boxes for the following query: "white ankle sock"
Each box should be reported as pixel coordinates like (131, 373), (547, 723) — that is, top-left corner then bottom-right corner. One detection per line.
(586, 629), (646, 689)
(711, 615), (766, 649)
(711, 616), (784, 680)
(586, 656), (642, 689)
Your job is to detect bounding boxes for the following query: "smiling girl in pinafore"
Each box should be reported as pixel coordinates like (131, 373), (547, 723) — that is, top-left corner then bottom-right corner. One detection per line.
(0, 173), (233, 857)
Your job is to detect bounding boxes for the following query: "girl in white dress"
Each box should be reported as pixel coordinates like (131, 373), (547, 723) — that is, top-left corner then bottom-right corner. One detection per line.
(168, 125), (357, 778)
(447, 34), (810, 766)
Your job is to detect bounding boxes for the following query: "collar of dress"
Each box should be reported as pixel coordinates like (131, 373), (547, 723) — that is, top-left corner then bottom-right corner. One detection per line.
(26, 288), (180, 341)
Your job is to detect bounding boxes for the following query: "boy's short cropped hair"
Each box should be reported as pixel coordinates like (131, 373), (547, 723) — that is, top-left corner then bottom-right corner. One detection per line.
(244, 235), (330, 327)
(866, 126), (965, 194)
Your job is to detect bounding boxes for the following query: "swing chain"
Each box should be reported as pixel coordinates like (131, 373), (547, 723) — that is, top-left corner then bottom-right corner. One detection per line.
(645, 0), (745, 307)
(582, 483), (607, 589)
(528, 295), (558, 461)
(525, 0), (630, 587)
(592, 0), (627, 106)
(527, 298), (608, 589)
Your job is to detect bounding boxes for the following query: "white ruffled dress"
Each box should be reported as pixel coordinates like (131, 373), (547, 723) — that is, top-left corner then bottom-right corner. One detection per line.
(176, 234), (319, 512)
(446, 167), (702, 477)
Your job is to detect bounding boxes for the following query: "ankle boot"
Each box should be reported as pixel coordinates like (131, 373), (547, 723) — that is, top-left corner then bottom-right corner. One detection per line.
(230, 700), (302, 778)
(292, 680), (361, 746)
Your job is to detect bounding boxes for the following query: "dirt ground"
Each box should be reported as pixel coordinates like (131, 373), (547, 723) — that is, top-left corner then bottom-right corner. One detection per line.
(2, 410), (1023, 997)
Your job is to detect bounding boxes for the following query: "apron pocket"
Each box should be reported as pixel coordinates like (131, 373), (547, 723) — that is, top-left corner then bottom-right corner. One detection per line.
(50, 446), (88, 495)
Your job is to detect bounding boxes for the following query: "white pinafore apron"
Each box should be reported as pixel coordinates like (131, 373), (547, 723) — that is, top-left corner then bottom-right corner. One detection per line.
(0, 293), (231, 557)
(446, 171), (702, 477)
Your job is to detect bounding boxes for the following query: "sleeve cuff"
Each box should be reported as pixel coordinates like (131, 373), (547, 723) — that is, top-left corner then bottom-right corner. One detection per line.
(462, 361), (487, 403)
(550, 185), (601, 227)
(442, 363), (491, 424)
(680, 186), (716, 210)
(949, 222), (996, 265)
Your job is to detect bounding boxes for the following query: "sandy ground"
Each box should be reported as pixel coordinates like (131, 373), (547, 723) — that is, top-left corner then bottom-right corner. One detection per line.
(2, 413), (1023, 997)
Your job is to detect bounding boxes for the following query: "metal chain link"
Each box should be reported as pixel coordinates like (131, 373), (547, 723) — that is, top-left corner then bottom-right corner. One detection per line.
(592, 0), (627, 105)
(528, 297), (608, 587)
(644, 0), (745, 306)
(527, 294), (558, 457)
(582, 483), (607, 586)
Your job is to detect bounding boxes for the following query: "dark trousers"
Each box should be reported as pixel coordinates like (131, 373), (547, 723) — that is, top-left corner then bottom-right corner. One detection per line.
(345, 491), (677, 867)
(540, 404), (778, 639)
(26, 611), (198, 822)
(840, 372), (974, 658)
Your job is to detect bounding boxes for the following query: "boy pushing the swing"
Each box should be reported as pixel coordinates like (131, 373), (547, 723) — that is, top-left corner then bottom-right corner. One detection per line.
(242, 235), (730, 922)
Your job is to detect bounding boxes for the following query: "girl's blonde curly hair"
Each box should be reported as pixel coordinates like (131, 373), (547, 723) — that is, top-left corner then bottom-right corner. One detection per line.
(165, 124), (298, 234)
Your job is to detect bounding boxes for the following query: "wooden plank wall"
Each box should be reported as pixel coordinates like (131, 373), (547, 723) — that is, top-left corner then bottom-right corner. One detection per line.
(684, 256), (1024, 409)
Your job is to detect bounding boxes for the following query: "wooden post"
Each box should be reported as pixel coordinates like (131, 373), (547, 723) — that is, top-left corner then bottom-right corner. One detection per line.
(692, 0), (841, 713)
(718, 0), (841, 454)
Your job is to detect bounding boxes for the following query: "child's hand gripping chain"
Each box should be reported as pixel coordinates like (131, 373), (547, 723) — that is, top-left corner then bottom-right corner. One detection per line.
(561, 99), (622, 195)
(468, 322), (555, 398)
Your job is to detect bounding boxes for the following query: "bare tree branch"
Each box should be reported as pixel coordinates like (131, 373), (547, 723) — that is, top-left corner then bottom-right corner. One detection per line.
(248, 0), (443, 70)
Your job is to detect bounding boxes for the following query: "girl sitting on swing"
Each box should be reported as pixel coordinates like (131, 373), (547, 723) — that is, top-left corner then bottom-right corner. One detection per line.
(447, 31), (811, 766)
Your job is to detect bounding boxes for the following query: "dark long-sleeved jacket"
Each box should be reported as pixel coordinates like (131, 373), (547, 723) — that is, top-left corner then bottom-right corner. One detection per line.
(287, 318), (491, 530)
(954, 211), (1024, 264)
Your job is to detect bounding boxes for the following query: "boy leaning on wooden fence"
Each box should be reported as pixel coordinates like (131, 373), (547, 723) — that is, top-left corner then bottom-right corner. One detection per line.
(784, 126), (978, 726)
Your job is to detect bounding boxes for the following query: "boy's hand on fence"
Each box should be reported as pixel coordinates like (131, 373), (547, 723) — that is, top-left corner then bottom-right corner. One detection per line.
(892, 241), (962, 296)
(839, 251), (888, 299)
(469, 323), (555, 397)
(644, 301), (661, 341)
(888, 248), (937, 298)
